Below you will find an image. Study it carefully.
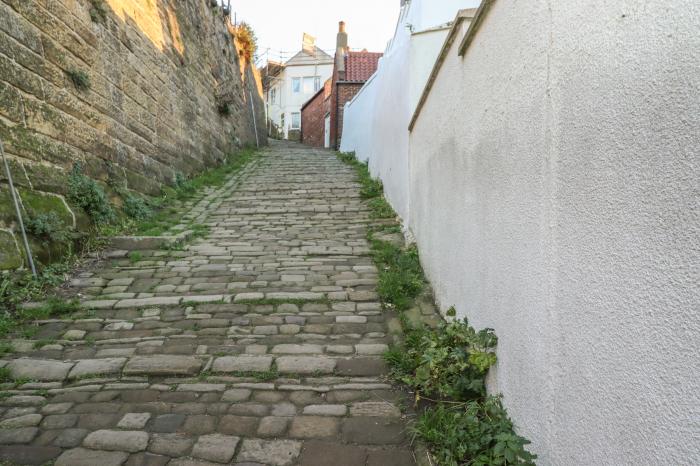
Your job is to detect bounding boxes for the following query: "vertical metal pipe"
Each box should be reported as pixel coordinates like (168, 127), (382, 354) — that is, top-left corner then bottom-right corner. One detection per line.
(0, 139), (37, 277)
(250, 90), (260, 148)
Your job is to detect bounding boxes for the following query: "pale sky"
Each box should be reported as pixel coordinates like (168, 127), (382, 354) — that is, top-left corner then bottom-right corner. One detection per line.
(222, 0), (401, 65)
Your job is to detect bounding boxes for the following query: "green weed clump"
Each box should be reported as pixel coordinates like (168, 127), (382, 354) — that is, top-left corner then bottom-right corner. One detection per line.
(335, 150), (535, 465)
(415, 397), (536, 466)
(372, 240), (424, 311)
(24, 212), (71, 246)
(68, 163), (115, 224)
(67, 69), (91, 90)
(385, 309), (497, 401)
(89, 0), (108, 23)
(122, 194), (153, 221)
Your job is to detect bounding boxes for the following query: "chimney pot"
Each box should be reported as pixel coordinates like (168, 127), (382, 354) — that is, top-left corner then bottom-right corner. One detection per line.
(339, 21), (346, 33)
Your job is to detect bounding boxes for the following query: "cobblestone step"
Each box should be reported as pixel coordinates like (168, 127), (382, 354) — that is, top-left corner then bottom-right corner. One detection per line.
(0, 141), (425, 466)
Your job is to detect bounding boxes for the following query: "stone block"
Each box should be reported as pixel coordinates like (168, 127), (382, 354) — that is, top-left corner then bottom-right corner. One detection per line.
(236, 439), (302, 466)
(68, 358), (126, 379)
(212, 355), (273, 373)
(191, 434), (240, 463)
(55, 448), (129, 466)
(7, 358), (73, 381)
(123, 355), (202, 376)
(276, 356), (336, 374)
(82, 429), (149, 452)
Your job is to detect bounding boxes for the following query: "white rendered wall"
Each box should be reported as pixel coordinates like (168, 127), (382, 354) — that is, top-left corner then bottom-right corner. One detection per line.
(340, 0), (479, 223)
(339, 74), (378, 164)
(408, 1), (700, 465)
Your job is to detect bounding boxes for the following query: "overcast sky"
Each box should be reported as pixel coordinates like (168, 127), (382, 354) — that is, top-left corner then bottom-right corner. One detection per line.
(223, 0), (401, 64)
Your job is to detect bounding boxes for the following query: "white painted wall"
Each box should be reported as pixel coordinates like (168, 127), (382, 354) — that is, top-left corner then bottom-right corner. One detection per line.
(341, 0), (480, 223)
(339, 74), (378, 163)
(409, 1), (700, 465)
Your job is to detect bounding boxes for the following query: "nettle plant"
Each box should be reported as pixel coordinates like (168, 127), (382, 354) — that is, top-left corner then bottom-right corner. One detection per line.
(387, 307), (498, 401)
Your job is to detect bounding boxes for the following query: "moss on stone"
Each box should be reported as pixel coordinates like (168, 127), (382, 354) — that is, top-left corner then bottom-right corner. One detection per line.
(18, 189), (74, 228)
(0, 229), (23, 270)
(0, 187), (19, 227)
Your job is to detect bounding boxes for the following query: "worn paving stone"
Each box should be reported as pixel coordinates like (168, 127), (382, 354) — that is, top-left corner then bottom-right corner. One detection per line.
(68, 358), (127, 379)
(0, 414), (43, 428)
(191, 433), (240, 463)
(148, 433), (194, 457)
(289, 416), (339, 439)
(298, 441), (367, 466)
(55, 447), (129, 466)
(6, 359), (73, 381)
(83, 429), (149, 452)
(123, 355), (202, 376)
(117, 412), (152, 429)
(0, 444), (62, 465)
(0, 427), (39, 444)
(0, 143), (425, 465)
(366, 448), (417, 466)
(236, 438), (302, 466)
(150, 414), (186, 433)
(275, 356), (336, 374)
(212, 356), (273, 372)
(341, 417), (407, 444)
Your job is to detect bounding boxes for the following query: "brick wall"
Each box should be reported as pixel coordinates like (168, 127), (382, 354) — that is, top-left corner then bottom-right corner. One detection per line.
(331, 82), (363, 149)
(301, 90), (327, 148)
(0, 0), (266, 269)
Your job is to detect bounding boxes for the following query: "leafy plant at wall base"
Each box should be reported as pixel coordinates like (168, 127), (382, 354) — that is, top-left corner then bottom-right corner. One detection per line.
(123, 194), (153, 221)
(67, 69), (91, 91)
(415, 398), (536, 466)
(386, 311), (497, 401)
(24, 212), (71, 245)
(372, 241), (424, 311)
(68, 163), (115, 224)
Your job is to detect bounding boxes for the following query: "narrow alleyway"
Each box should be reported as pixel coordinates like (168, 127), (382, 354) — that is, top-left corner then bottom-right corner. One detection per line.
(0, 141), (419, 466)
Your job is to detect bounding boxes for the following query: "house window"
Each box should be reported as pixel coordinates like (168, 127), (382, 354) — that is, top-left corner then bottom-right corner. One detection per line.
(314, 76), (321, 92)
(270, 87), (277, 104)
(291, 112), (301, 130)
(303, 77), (316, 94)
(292, 78), (301, 93)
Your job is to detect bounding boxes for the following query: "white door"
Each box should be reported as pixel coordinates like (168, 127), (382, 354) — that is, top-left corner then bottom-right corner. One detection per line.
(324, 115), (331, 148)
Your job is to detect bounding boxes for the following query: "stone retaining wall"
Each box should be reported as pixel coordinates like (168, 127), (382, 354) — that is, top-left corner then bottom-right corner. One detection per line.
(0, 0), (266, 270)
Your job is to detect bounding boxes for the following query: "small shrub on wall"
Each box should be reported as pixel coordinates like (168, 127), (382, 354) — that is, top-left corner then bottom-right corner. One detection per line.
(67, 163), (115, 224)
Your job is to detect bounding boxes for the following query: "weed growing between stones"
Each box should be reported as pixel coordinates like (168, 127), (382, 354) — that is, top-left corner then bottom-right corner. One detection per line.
(2, 147), (259, 334)
(89, 0), (108, 23)
(67, 69), (91, 90)
(0, 262), (73, 315)
(336, 150), (536, 466)
(68, 163), (115, 224)
(122, 194), (153, 221)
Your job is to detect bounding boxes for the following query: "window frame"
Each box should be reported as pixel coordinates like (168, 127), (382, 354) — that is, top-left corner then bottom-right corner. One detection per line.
(290, 112), (301, 130)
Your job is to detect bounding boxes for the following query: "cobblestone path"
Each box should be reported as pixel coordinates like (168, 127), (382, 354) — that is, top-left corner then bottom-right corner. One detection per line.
(0, 141), (419, 466)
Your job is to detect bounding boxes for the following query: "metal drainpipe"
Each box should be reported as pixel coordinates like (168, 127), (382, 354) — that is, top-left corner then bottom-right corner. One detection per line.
(0, 139), (37, 277)
(334, 81), (340, 150)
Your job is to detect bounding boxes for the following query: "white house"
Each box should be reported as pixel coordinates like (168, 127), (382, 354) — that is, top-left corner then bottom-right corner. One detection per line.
(340, 0), (480, 223)
(262, 36), (333, 140)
